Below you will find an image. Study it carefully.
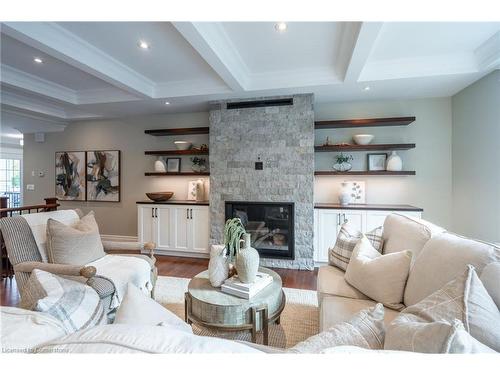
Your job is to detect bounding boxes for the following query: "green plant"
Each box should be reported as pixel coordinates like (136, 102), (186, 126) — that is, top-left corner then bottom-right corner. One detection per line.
(223, 218), (247, 258)
(334, 153), (353, 164)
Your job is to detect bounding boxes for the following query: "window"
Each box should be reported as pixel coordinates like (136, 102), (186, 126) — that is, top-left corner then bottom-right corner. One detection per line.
(0, 158), (21, 207)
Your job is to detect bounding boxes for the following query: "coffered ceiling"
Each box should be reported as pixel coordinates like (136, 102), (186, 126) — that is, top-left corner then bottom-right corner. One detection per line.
(1, 21), (499, 135)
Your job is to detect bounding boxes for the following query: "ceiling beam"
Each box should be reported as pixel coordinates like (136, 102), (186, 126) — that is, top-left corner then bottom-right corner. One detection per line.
(475, 30), (500, 71)
(172, 22), (249, 91)
(341, 22), (384, 83)
(2, 22), (154, 98)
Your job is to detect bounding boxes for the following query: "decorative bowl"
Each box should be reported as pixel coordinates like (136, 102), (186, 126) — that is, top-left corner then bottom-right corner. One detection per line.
(353, 134), (374, 145)
(174, 141), (192, 150)
(146, 192), (174, 202)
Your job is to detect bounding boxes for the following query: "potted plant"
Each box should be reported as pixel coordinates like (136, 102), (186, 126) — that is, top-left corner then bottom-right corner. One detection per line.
(333, 153), (354, 172)
(190, 157), (207, 172)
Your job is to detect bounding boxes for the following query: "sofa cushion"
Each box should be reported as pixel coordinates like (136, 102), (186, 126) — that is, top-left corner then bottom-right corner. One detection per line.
(328, 224), (383, 271)
(403, 265), (500, 352)
(46, 211), (105, 265)
(480, 262), (500, 309)
(114, 283), (192, 334)
(317, 265), (367, 304)
(404, 232), (500, 306)
(289, 304), (385, 353)
(320, 295), (399, 331)
(382, 213), (444, 261)
(345, 235), (412, 310)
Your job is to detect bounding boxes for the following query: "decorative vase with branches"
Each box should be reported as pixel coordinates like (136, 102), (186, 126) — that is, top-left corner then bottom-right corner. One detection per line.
(333, 153), (354, 172)
(223, 218), (247, 261)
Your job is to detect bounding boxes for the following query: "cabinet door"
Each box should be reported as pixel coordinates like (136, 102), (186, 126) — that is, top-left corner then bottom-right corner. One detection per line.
(138, 205), (155, 244)
(315, 209), (342, 263)
(170, 206), (190, 251)
(365, 210), (422, 232)
(339, 211), (364, 232)
(155, 206), (173, 250)
(188, 206), (210, 254)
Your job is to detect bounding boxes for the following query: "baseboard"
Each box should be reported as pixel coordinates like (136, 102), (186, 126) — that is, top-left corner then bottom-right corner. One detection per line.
(101, 234), (138, 242)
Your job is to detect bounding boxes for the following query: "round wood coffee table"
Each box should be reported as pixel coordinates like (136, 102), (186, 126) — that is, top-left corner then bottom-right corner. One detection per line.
(184, 267), (285, 345)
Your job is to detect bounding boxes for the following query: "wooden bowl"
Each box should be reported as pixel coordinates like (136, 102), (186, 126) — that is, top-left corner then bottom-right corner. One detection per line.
(146, 192), (174, 202)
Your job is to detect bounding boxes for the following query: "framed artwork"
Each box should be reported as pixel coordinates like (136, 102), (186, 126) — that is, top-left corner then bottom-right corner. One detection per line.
(55, 151), (86, 201)
(86, 150), (120, 202)
(166, 158), (181, 173)
(346, 181), (365, 204)
(367, 153), (387, 171)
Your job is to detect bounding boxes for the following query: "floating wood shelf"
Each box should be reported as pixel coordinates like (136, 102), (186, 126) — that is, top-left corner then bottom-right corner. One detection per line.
(145, 127), (209, 136)
(145, 172), (210, 176)
(145, 149), (209, 156)
(314, 117), (416, 129)
(315, 143), (416, 152)
(314, 171), (416, 176)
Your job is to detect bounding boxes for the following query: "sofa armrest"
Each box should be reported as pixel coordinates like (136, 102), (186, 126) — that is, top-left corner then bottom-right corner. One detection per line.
(13, 261), (96, 278)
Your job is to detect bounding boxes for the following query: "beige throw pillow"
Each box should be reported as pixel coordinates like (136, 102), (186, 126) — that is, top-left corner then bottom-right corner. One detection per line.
(328, 224), (383, 271)
(46, 211), (105, 265)
(402, 265), (500, 352)
(345, 235), (412, 310)
(289, 304), (385, 353)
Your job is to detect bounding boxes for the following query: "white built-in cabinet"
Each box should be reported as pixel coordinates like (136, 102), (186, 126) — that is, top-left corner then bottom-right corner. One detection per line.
(313, 208), (422, 263)
(138, 204), (210, 257)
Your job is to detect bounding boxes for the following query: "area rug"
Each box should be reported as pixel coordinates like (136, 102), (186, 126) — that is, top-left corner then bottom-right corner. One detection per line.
(154, 276), (319, 348)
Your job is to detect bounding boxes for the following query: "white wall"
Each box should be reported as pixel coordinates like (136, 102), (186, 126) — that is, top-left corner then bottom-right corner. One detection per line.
(314, 98), (453, 228)
(23, 112), (209, 237)
(451, 70), (500, 243)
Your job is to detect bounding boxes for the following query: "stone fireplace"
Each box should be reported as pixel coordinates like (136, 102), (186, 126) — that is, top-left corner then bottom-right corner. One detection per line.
(209, 94), (315, 270)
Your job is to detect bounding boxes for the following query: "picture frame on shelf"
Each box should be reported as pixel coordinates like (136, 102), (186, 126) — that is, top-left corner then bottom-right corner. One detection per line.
(166, 157), (181, 173)
(367, 153), (387, 171)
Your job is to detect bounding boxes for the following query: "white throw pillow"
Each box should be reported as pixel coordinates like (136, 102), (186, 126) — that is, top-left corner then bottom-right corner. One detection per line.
(21, 269), (106, 334)
(288, 304), (386, 353)
(345, 235), (412, 310)
(480, 262), (500, 309)
(402, 265), (500, 352)
(114, 283), (192, 334)
(385, 317), (495, 353)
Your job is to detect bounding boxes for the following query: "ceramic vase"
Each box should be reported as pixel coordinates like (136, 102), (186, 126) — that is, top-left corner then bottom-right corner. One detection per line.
(339, 182), (352, 206)
(386, 151), (403, 171)
(208, 246), (229, 287)
(333, 162), (352, 172)
(235, 233), (260, 283)
(154, 158), (166, 172)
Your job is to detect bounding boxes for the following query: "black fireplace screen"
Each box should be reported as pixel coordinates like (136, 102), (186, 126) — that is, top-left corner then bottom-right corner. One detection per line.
(225, 201), (294, 260)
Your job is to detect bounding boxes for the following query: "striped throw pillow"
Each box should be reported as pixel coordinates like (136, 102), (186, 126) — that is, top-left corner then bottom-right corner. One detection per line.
(328, 224), (384, 271)
(21, 269), (106, 334)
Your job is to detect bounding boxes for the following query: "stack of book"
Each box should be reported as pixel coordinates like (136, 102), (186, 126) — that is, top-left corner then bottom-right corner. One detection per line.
(221, 272), (273, 299)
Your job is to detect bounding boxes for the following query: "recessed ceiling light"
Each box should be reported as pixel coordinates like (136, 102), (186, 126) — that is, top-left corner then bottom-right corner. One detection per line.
(275, 22), (287, 32)
(164, 101), (170, 105)
(138, 40), (150, 50)
(363, 86), (371, 91)
(33, 57), (43, 64)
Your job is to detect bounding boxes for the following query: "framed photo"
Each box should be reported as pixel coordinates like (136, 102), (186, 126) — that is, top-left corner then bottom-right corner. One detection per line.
(86, 150), (120, 202)
(55, 151), (86, 201)
(367, 153), (387, 171)
(166, 158), (181, 173)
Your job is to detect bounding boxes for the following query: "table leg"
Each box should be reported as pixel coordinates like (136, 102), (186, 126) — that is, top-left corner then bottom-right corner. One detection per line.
(252, 304), (269, 345)
(184, 292), (192, 324)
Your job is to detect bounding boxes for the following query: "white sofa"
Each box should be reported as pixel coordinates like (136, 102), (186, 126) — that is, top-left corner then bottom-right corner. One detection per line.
(318, 213), (500, 331)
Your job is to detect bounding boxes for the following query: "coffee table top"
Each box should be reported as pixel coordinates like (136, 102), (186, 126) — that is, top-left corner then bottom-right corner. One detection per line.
(188, 267), (282, 307)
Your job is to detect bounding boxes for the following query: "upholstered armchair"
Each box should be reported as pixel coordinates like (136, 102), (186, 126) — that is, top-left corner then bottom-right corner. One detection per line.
(0, 210), (158, 319)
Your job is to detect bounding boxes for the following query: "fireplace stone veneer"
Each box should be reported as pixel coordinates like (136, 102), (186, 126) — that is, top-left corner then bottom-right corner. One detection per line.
(209, 94), (315, 270)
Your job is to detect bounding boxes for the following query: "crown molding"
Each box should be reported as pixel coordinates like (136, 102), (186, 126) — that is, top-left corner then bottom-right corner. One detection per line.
(475, 31), (500, 71)
(154, 77), (231, 98)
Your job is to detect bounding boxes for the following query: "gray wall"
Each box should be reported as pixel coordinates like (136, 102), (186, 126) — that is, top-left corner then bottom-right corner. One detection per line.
(23, 112), (209, 237)
(209, 95), (315, 270)
(451, 70), (500, 243)
(314, 97), (453, 228)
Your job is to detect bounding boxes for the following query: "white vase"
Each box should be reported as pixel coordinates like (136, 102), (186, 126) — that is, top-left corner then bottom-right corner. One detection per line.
(235, 233), (260, 283)
(208, 246), (229, 287)
(339, 182), (351, 205)
(154, 158), (166, 172)
(386, 151), (403, 171)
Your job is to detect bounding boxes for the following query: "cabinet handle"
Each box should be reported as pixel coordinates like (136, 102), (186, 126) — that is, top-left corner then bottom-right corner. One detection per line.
(190, 209), (193, 219)
(187, 209), (189, 219)
(337, 213), (340, 226)
(155, 208), (158, 218)
(151, 208), (154, 218)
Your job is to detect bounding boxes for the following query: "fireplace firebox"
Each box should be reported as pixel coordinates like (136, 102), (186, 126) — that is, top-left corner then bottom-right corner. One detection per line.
(225, 201), (294, 260)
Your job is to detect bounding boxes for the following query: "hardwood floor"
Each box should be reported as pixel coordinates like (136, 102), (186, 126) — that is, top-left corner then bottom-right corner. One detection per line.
(0, 254), (318, 307)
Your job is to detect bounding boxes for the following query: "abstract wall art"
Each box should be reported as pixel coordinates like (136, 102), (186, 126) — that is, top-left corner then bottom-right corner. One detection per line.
(55, 151), (86, 201)
(86, 150), (121, 202)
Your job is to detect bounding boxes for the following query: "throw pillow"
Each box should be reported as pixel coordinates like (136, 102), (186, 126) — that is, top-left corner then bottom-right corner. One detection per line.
(21, 269), (106, 334)
(328, 224), (383, 271)
(385, 317), (495, 353)
(345, 235), (412, 310)
(114, 283), (192, 334)
(288, 304), (385, 353)
(402, 265), (500, 352)
(46, 211), (105, 265)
